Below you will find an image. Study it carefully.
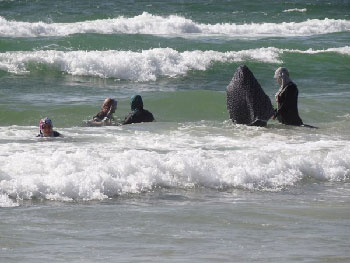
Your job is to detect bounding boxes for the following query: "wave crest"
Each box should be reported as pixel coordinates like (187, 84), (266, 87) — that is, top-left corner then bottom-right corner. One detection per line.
(0, 47), (282, 81)
(0, 13), (349, 38)
(0, 46), (348, 81)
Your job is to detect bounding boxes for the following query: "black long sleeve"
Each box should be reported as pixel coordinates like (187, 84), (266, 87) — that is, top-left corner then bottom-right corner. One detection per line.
(276, 82), (303, 126)
(123, 109), (154, 125)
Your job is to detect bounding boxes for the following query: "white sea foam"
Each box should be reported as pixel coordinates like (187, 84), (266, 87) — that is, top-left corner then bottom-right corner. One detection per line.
(0, 125), (349, 205)
(0, 194), (19, 207)
(285, 46), (350, 56)
(0, 46), (348, 81)
(0, 13), (349, 38)
(283, 8), (307, 13)
(0, 47), (282, 81)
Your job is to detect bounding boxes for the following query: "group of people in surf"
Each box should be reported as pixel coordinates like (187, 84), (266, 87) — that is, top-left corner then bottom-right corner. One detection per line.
(38, 66), (309, 138)
(89, 94), (154, 126)
(37, 95), (154, 137)
(226, 65), (307, 128)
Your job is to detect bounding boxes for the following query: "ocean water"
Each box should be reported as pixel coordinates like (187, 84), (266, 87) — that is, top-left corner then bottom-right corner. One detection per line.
(0, 0), (350, 262)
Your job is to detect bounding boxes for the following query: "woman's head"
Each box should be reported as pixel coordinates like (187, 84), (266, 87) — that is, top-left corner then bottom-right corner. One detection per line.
(39, 117), (53, 137)
(274, 67), (291, 87)
(131, 95), (143, 111)
(102, 98), (117, 114)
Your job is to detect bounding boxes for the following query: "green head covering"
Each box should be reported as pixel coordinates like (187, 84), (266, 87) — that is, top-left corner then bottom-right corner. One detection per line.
(131, 95), (143, 111)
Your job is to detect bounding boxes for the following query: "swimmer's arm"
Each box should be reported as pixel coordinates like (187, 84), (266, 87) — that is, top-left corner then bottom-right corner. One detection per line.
(122, 113), (134, 125)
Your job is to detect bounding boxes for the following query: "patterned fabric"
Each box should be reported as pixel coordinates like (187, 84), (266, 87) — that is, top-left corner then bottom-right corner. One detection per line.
(226, 65), (274, 125)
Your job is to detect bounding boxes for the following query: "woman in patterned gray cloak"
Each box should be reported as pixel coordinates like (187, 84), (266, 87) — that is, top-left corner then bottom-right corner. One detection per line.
(226, 65), (274, 127)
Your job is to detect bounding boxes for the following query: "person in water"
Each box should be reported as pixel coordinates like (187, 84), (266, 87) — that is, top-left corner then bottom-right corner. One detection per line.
(93, 98), (118, 123)
(37, 117), (61, 137)
(123, 95), (154, 125)
(226, 65), (274, 127)
(272, 67), (303, 126)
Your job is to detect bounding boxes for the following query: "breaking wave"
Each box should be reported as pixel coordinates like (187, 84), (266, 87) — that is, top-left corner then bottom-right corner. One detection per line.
(0, 47), (348, 81)
(0, 125), (349, 205)
(0, 13), (349, 38)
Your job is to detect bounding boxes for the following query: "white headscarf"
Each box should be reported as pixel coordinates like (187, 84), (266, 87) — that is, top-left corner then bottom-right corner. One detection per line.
(274, 67), (292, 100)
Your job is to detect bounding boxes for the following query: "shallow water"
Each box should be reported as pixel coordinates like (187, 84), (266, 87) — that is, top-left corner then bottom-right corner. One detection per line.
(1, 186), (350, 263)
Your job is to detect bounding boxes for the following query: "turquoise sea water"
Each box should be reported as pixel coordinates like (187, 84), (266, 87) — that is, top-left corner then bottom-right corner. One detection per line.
(0, 1), (350, 262)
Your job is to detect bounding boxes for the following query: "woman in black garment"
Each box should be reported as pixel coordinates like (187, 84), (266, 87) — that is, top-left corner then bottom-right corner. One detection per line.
(123, 95), (154, 125)
(272, 67), (303, 126)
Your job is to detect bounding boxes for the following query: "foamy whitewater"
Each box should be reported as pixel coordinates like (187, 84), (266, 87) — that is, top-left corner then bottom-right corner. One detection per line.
(0, 47), (348, 81)
(1, 123), (349, 207)
(1, 13), (350, 38)
(1, 1), (349, 262)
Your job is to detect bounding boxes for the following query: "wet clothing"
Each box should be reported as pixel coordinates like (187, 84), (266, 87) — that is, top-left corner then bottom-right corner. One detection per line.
(123, 95), (154, 125)
(226, 65), (274, 126)
(123, 109), (154, 124)
(93, 111), (111, 121)
(37, 131), (61, 137)
(52, 131), (61, 137)
(274, 82), (303, 126)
